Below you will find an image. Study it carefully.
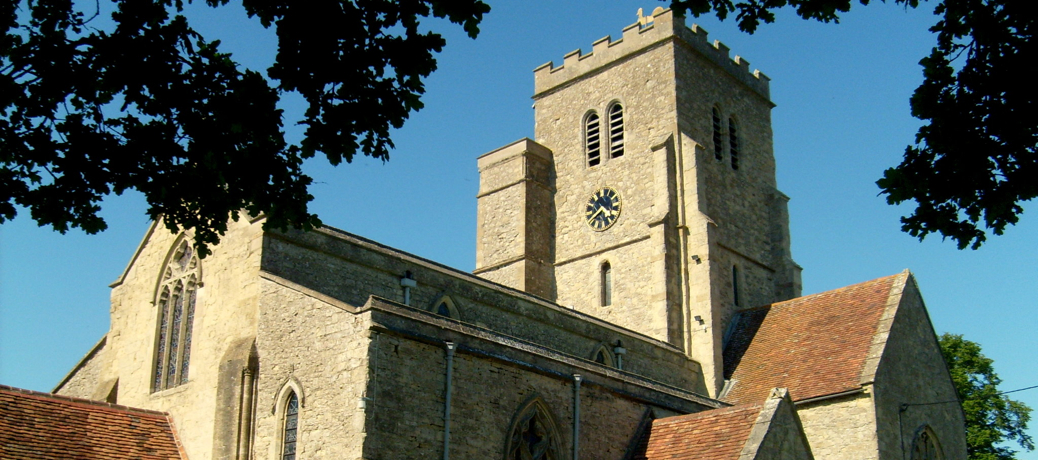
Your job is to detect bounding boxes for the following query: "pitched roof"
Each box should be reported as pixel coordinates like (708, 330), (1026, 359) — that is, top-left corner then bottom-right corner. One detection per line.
(0, 385), (185, 460)
(721, 272), (907, 405)
(630, 403), (763, 460)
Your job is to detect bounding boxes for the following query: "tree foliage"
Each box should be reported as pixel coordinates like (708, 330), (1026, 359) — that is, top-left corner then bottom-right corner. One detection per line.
(1, 0), (488, 256)
(939, 333), (1033, 460)
(670, 0), (1036, 249)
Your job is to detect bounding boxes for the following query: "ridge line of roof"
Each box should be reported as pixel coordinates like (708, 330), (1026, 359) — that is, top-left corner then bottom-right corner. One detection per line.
(0, 384), (171, 418)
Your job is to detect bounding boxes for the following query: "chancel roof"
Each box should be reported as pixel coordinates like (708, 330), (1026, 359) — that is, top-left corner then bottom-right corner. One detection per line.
(0, 385), (184, 460)
(722, 272), (908, 405)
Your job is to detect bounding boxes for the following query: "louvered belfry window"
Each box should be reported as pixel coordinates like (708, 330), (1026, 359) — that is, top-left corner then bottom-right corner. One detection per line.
(585, 112), (601, 167)
(729, 117), (740, 170)
(608, 103), (624, 158)
(152, 239), (200, 392)
(712, 107), (723, 160)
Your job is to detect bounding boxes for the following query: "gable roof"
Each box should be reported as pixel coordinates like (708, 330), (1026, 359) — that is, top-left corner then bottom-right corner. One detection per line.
(0, 385), (185, 460)
(721, 272), (909, 405)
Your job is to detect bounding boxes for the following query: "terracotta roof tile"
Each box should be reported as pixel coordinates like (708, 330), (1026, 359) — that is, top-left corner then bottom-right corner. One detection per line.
(0, 385), (185, 460)
(722, 273), (904, 405)
(630, 404), (763, 460)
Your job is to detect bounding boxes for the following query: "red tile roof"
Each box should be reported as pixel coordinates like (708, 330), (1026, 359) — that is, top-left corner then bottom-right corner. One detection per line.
(0, 385), (185, 460)
(722, 273), (905, 405)
(630, 404), (763, 460)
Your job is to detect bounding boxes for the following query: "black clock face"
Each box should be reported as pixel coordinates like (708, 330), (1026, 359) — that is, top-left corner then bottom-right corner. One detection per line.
(585, 187), (622, 231)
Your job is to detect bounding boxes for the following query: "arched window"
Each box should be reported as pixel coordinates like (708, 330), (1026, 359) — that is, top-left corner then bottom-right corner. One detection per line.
(282, 391), (300, 460)
(712, 107), (723, 160)
(608, 103), (624, 158)
(152, 238), (200, 392)
(601, 262), (612, 307)
(585, 112), (601, 167)
(732, 265), (740, 307)
(910, 426), (942, 460)
(591, 344), (614, 367)
(505, 398), (562, 460)
(430, 294), (461, 320)
(728, 117), (740, 170)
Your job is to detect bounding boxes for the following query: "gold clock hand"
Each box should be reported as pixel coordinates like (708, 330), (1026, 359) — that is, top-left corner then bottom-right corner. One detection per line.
(588, 207), (604, 222)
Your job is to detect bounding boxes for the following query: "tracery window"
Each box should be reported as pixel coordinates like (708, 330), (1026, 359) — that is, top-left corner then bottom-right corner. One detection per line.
(911, 427), (942, 460)
(585, 112), (601, 167)
(152, 238), (200, 392)
(608, 103), (624, 158)
(712, 107), (723, 160)
(729, 117), (740, 170)
(282, 391), (300, 460)
(601, 261), (612, 307)
(506, 400), (561, 460)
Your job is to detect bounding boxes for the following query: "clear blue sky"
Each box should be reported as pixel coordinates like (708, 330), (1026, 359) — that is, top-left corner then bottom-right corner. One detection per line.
(2, 1), (1035, 456)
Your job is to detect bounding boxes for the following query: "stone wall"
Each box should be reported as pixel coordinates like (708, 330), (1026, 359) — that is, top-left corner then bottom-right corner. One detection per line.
(251, 278), (372, 460)
(359, 300), (718, 460)
(262, 227), (706, 393)
(53, 335), (109, 399)
(872, 278), (967, 460)
(796, 392), (879, 460)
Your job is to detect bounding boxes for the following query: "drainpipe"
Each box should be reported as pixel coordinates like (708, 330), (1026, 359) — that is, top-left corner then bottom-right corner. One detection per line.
(572, 374), (582, 460)
(400, 272), (416, 306)
(443, 342), (457, 460)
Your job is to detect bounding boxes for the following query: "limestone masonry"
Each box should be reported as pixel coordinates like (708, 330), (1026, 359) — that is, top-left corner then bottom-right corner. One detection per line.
(42, 8), (964, 460)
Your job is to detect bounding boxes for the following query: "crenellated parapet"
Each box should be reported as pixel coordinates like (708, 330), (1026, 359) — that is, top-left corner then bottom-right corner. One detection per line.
(533, 8), (770, 100)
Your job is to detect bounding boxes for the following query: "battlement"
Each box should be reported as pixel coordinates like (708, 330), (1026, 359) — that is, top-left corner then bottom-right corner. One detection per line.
(533, 8), (770, 100)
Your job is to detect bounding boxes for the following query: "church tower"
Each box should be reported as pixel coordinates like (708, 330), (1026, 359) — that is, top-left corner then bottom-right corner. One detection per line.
(476, 8), (801, 396)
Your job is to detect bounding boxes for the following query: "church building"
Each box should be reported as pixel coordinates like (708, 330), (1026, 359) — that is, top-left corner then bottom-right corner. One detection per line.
(5, 8), (965, 460)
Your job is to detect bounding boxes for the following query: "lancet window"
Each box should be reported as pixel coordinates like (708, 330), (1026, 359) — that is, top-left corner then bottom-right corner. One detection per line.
(601, 261), (612, 307)
(152, 238), (200, 392)
(282, 391), (300, 460)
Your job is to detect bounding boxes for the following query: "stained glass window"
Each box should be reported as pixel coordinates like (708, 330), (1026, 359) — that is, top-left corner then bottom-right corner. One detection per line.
(152, 239), (200, 392)
(282, 391), (299, 460)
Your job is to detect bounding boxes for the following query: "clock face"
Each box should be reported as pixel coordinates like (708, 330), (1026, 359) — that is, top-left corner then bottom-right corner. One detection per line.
(585, 187), (622, 231)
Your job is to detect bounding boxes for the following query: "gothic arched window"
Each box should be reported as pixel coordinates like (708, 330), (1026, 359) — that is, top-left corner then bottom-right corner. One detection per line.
(712, 107), (723, 160)
(505, 399), (562, 460)
(282, 391), (300, 460)
(601, 261), (612, 307)
(591, 344), (614, 367)
(152, 238), (200, 392)
(608, 103), (625, 159)
(728, 117), (740, 170)
(585, 111), (601, 167)
(430, 294), (461, 320)
(911, 427), (942, 460)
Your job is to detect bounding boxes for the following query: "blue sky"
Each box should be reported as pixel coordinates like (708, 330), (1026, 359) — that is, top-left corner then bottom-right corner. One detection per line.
(2, 1), (1036, 455)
